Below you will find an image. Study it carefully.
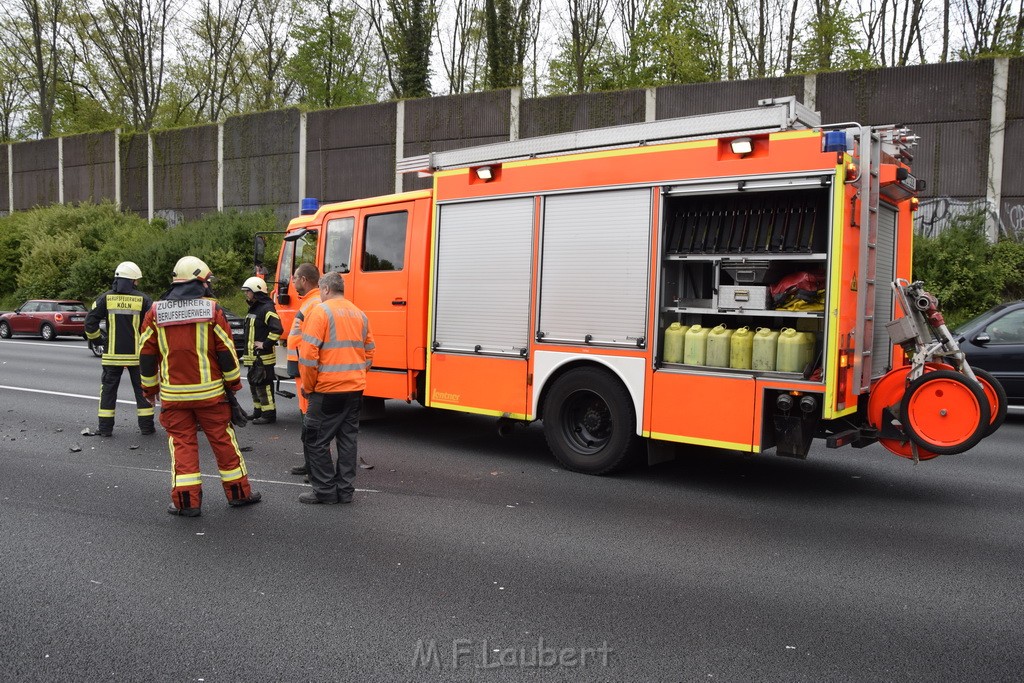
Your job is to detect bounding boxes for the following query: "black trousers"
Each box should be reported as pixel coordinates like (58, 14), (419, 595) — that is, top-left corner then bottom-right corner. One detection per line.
(98, 365), (155, 432)
(304, 391), (362, 503)
(247, 366), (276, 416)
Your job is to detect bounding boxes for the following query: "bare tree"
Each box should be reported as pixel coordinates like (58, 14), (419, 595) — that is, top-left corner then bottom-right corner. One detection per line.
(553, 0), (609, 92)
(175, 0), (255, 121)
(784, 0), (799, 72)
(612, 0), (654, 84)
(245, 0), (297, 110)
(1, 0), (66, 137)
(435, 0), (485, 93)
(726, 0), (790, 77)
(77, 0), (176, 132)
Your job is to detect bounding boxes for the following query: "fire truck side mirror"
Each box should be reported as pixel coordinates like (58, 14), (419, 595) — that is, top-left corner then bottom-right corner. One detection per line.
(277, 292), (290, 305)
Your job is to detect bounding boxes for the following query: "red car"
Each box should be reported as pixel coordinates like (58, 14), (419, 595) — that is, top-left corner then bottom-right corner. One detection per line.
(0, 300), (89, 340)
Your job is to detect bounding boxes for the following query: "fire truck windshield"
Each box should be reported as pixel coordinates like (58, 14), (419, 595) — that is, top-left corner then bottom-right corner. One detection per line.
(278, 229), (318, 292)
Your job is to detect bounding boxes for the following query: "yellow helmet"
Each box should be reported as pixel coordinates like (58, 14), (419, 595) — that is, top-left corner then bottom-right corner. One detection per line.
(241, 276), (268, 294)
(172, 256), (212, 283)
(115, 261), (142, 280)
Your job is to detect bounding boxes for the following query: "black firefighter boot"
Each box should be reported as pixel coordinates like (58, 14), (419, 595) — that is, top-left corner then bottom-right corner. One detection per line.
(96, 417), (114, 438)
(252, 410), (276, 425)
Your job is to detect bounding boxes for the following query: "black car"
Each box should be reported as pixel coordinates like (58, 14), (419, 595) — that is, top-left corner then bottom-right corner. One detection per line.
(222, 308), (247, 357)
(953, 301), (1024, 404)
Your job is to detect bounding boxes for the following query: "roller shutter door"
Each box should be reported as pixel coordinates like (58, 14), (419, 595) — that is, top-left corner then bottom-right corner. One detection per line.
(433, 198), (534, 355)
(872, 204), (898, 376)
(539, 189), (652, 346)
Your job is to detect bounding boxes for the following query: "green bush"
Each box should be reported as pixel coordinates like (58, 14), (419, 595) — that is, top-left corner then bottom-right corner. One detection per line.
(0, 203), (277, 312)
(913, 209), (1023, 328)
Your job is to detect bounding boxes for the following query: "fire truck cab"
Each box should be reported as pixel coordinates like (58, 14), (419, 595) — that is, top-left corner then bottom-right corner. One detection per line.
(270, 97), (1004, 474)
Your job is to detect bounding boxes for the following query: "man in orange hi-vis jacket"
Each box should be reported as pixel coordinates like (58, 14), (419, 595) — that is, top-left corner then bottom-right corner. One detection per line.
(139, 256), (262, 517)
(285, 262), (322, 477)
(297, 271), (375, 505)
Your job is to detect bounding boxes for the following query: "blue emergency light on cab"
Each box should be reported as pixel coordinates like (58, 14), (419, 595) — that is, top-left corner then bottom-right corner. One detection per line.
(823, 131), (847, 153)
(301, 197), (319, 215)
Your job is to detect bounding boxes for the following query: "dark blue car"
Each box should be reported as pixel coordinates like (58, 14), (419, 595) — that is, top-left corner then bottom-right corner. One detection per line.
(953, 301), (1024, 404)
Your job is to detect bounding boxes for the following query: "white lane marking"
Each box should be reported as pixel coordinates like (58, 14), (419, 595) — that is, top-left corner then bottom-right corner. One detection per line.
(0, 339), (90, 349)
(0, 384), (137, 406)
(109, 464), (380, 492)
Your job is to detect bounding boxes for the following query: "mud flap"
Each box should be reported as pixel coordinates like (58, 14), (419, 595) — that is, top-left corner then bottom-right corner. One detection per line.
(773, 411), (820, 459)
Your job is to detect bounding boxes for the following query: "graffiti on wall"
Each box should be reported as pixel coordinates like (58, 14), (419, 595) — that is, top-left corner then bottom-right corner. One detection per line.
(915, 197), (1024, 241)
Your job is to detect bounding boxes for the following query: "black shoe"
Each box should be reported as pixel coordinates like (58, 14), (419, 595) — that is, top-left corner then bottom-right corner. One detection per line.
(228, 491), (262, 507)
(167, 504), (201, 517)
(252, 416), (276, 425)
(97, 431), (112, 437)
(140, 427), (155, 435)
(289, 465), (308, 475)
(298, 491), (337, 505)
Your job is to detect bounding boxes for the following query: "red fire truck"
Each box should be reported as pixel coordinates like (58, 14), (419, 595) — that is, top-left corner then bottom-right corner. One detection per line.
(265, 97), (1005, 474)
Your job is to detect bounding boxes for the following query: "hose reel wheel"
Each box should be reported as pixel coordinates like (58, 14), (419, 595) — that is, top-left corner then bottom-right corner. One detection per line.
(899, 369), (990, 456)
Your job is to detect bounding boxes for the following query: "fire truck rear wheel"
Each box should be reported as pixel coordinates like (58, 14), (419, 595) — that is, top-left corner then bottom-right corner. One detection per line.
(542, 367), (639, 475)
(899, 369), (990, 455)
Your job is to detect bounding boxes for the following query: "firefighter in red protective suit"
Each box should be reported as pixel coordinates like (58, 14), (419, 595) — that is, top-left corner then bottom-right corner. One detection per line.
(139, 256), (262, 517)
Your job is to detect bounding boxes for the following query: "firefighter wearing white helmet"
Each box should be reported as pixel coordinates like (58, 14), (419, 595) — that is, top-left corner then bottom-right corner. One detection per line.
(241, 275), (282, 424)
(138, 255), (261, 516)
(172, 255), (213, 283)
(84, 261), (155, 436)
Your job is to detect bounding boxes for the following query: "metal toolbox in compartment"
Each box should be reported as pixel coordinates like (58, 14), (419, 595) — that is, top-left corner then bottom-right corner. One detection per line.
(718, 285), (770, 310)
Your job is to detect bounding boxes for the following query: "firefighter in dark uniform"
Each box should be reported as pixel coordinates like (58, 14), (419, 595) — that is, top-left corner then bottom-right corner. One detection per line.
(85, 261), (155, 437)
(240, 276), (283, 424)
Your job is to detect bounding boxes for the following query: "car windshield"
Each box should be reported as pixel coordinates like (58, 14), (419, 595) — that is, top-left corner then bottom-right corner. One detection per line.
(952, 306), (1007, 335)
(58, 303), (86, 312)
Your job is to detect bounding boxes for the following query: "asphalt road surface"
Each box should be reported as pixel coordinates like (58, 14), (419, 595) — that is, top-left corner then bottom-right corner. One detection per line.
(2, 337), (1023, 682)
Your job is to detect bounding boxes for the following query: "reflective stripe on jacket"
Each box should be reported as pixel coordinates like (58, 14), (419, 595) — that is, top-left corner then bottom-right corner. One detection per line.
(139, 299), (242, 408)
(85, 289), (152, 366)
(242, 293), (282, 366)
(298, 297), (375, 394)
(286, 290), (322, 363)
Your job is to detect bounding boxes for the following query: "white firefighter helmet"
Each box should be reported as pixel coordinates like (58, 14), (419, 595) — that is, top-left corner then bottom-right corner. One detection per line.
(115, 261), (143, 280)
(241, 276), (267, 294)
(172, 256), (213, 283)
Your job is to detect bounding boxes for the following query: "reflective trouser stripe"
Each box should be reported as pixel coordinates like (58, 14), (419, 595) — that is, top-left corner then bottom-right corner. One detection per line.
(98, 408), (115, 418)
(138, 406), (155, 417)
(174, 472), (203, 487)
(162, 403), (252, 507)
(219, 464), (247, 482)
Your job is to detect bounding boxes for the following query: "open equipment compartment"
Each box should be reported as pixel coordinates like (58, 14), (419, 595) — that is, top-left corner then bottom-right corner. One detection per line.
(658, 184), (832, 377)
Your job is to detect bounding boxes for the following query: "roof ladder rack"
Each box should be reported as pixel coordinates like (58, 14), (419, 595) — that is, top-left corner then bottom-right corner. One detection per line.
(398, 96), (821, 175)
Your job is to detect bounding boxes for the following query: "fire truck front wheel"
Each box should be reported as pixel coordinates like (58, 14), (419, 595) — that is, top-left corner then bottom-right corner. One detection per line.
(542, 367), (640, 475)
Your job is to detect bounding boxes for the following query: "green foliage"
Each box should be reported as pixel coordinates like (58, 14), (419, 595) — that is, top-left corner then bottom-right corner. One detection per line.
(0, 203), (277, 311)
(484, 0), (529, 89)
(794, 2), (877, 73)
(287, 0), (385, 108)
(382, 0), (437, 98)
(912, 210), (1022, 328)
